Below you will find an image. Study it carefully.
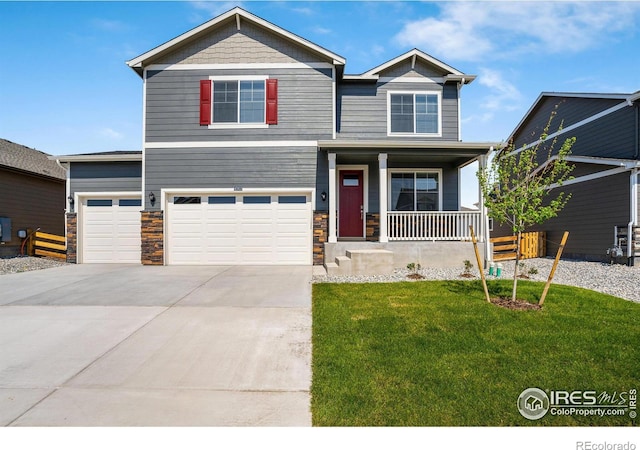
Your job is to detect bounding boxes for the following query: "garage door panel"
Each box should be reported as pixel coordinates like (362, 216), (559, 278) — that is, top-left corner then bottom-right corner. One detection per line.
(168, 192), (311, 265)
(82, 197), (141, 264)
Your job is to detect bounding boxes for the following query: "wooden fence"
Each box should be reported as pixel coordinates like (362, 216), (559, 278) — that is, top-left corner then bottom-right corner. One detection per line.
(490, 231), (546, 261)
(34, 231), (67, 260)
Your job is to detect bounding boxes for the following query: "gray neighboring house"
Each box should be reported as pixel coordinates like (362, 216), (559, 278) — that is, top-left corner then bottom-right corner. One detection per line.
(492, 91), (640, 264)
(0, 139), (66, 257)
(55, 7), (500, 271)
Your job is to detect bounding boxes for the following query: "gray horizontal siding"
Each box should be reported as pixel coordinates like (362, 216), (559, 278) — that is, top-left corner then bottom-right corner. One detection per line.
(496, 168), (630, 262)
(69, 162), (142, 194)
(337, 81), (458, 141)
(145, 68), (334, 142)
(145, 146), (318, 210)
(513, 97), (634, 158)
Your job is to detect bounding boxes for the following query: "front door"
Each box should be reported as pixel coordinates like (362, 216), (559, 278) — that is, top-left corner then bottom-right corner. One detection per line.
(339, 170), (364, 238)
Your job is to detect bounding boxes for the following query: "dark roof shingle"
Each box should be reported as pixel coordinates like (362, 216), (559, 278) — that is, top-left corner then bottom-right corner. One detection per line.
(0, 139), (66, 180)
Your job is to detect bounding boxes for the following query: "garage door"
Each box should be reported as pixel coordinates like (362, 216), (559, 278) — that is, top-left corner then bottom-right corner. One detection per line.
(81, 196), (141, 263)
(167, 193), (312, 265)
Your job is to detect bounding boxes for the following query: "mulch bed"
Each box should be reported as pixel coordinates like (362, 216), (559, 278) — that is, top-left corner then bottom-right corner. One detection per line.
(459, 273), (475, 278)
(490, 297), (542, 311)
(406, 273), (425, 280)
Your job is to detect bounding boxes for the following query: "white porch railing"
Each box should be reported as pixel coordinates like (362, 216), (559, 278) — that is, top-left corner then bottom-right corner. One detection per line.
(387, 211), (483, 241)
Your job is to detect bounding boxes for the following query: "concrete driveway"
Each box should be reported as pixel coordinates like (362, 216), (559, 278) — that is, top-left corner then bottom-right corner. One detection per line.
(0, 264), (311, 426)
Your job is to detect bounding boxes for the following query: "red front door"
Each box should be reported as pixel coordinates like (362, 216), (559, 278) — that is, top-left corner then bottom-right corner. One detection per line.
(339, 170), (364, 238)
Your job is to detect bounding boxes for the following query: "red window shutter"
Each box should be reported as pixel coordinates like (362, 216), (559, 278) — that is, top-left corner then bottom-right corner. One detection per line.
(266, 79), (278, 125)
(199, 80), (211, 125)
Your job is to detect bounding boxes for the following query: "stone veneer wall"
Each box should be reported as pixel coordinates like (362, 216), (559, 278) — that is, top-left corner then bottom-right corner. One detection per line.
(66, 213), (77, 263)
(141, 211), (164, 265)
(313, 211), (328, 265)
(366, 213), (380, 241)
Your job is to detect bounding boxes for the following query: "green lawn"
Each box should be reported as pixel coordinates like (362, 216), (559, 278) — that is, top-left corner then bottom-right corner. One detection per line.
(312, 280), (640, 426)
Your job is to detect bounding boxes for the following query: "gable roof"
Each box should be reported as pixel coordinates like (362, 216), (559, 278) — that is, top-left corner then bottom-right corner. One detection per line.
(506, 91), (637, 145)
(0, 139), (66, 180)
(350, 49), (475, 83)
(126, 7), (346, 76)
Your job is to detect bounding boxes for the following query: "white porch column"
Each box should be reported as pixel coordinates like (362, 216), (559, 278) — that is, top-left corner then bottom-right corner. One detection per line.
(328, 153), (337, 243)
(379, 153), (388, 243)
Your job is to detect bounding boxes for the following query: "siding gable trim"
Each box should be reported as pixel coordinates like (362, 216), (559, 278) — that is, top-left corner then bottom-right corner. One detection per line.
(126, 7), (345, 75)
(506, 100), (631, 157)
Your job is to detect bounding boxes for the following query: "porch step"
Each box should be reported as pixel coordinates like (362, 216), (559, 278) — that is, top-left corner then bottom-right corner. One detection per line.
(346, 249), (394, 276)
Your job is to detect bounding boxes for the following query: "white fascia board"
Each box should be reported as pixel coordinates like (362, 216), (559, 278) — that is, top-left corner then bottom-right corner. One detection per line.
(444, 74), (476, 84)
(548, 166), (631, 190)
(628, 90), (640, 103)
(126, 7), (345, 70)
(342, 74), (379, 81)
(318, 139), (500, 151)
(361, 48), (464, 78)
(145, 140), (318, 149)
(146, 62), (335, 71)
(51, 154), (142, 163)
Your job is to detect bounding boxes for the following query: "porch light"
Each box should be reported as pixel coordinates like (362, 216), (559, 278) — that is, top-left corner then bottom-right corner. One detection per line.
(149, 192), (156, 205)
(321, 191), (327, 202)
(67, 196), (74, 206)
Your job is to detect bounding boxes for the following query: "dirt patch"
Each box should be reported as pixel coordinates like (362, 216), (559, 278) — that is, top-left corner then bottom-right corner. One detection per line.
(491, 297), (541, 311)
(406, 273), (425, 280)
(459, 273), (475, 279)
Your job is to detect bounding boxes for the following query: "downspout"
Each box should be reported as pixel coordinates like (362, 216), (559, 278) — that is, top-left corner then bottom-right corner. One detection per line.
(55, 158), (70, 241)
(635, 102), (639, 159)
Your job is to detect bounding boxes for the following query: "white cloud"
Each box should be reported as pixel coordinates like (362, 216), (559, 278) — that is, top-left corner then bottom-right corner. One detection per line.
(100, 128), (124, 140)
(312, 26), (332, 35)
(477, 67), (523, 112)
(395, 1), (640, 62)
(188, 1), (243, 20)
(91, 19), (129, 33)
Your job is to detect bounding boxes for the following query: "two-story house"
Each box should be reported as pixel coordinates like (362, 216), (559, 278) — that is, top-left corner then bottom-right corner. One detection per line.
(492, 91), (640, 264)
(55, 7), (499, 273)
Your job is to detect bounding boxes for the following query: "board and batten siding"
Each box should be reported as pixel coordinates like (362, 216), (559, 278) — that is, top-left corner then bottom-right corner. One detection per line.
(337, 81), (459, 140)
(69, 162), (142, 194)
(145, 146), (318, 210)
(145, 68), (334, 143)
(0, 167), (65, 252)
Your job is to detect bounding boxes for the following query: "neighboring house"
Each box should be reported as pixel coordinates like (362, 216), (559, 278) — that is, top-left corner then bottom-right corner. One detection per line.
(492, 91), (640, 264)
(0, 139), (66, 257)
(55, 7), (500, 271)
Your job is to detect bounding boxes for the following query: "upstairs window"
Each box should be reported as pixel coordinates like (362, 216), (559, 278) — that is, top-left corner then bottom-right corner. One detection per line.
(213, 80), (265, 124)
(388, 92), (441, 136)
(200, 77), (277, 127)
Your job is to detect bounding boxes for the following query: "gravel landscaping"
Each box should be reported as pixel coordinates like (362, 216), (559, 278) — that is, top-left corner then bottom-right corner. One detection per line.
(312, 257), (640, 303)
(0, 256), (67, 275)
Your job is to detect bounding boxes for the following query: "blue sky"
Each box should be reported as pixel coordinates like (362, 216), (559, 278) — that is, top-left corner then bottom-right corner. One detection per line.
(2, 1), (640, 205)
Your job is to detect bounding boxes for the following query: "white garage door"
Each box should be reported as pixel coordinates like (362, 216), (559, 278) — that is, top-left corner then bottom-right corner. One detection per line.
(81, 196), (141, 263)
(167, 193), (312, 265)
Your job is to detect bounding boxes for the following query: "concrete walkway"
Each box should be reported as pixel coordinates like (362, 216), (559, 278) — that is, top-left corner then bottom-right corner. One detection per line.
(0, 264), (311, 426)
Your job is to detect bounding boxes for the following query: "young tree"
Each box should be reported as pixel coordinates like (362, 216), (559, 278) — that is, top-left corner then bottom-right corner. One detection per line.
(478, 109), (575, 302)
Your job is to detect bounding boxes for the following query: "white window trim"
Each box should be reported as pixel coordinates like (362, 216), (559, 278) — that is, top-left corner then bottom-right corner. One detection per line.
(208, 75), (269, 129)
(387, 169), (443, 212)
(387, 90), (442, 137)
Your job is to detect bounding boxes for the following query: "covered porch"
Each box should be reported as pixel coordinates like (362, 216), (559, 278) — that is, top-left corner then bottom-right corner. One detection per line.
(317, 140), (497, 273)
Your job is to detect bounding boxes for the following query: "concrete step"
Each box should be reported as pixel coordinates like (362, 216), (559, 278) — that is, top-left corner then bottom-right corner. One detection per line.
(345, 249), (394, 275)
(324, 262), (346, 277)
(335, 255), (352, 272)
